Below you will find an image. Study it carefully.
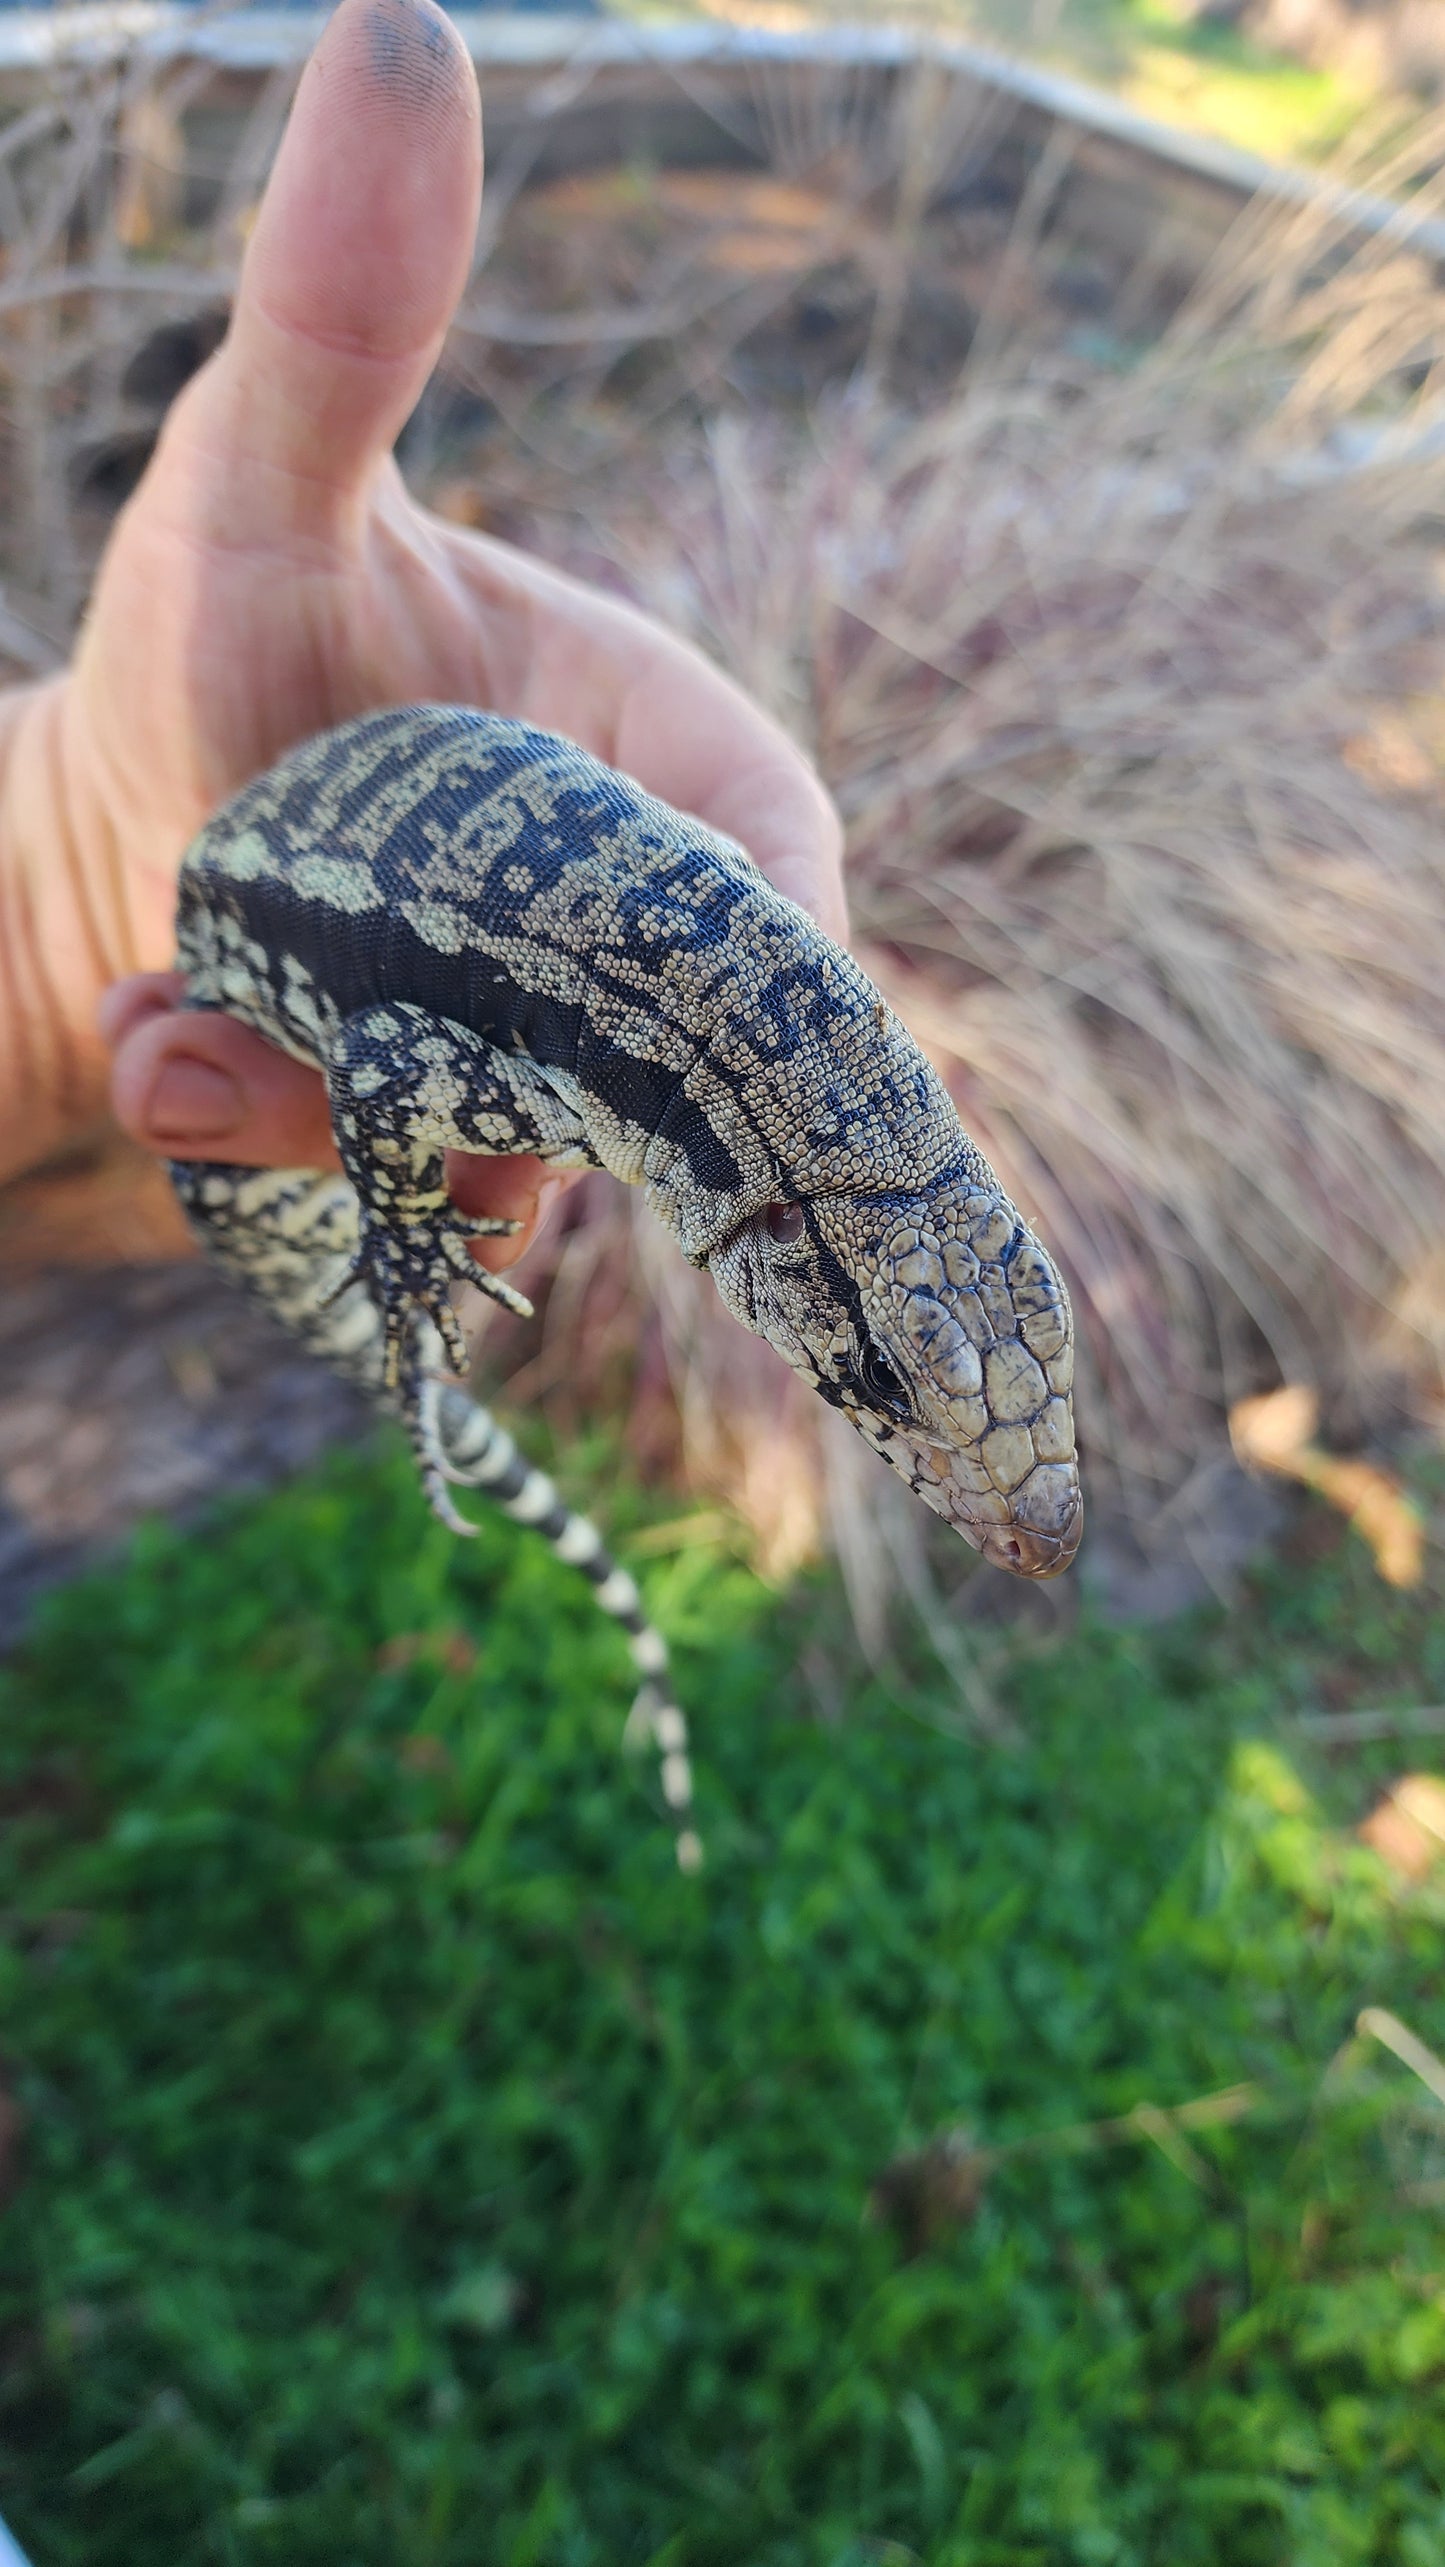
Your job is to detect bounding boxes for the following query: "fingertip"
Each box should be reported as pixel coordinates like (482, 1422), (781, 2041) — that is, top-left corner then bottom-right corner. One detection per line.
(734, 770), (849, 945)
(97, 970), (187, 1052)
(446, 1156), (577, 1271)
(510, 1170), (573, 1264)
(767, 840), (850, 948)
(245, 0), (480, 367)
(182, 0), (483, 504)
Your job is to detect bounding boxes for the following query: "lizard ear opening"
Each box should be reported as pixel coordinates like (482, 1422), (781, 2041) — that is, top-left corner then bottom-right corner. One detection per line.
(763, 1201), (805, 1246)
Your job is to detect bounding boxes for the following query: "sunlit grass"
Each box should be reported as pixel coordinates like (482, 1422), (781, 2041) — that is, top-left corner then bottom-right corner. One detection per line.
(675, 0), (1369, 164)
(1, 1437), (1443, 2562)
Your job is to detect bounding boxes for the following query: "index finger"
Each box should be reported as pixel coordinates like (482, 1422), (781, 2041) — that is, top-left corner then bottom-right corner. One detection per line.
(611, 643), (848, 945)
(689, 746), (847, 945)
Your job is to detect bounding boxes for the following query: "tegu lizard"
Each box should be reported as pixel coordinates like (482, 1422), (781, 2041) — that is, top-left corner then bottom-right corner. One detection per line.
(169, 705), (1083, 1866)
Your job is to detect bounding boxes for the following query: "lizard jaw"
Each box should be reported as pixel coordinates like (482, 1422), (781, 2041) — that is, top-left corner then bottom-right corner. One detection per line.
(900, 1441), (1084, 1579)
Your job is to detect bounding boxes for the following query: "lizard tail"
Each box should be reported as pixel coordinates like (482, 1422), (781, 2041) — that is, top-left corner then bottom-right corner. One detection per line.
(435, 1385), (702, 1872)
(170, 1163), (702, 1870)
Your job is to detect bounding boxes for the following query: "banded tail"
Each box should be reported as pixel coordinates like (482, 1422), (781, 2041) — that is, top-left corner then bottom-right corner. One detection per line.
(170, 1161), (702, 1872)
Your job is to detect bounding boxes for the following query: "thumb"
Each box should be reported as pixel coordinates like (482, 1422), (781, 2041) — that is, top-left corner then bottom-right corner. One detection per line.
(178, 0), (480, 514)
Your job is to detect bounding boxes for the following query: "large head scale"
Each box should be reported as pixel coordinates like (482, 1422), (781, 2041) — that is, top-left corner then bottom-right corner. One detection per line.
(709, 1174), (1082, 1577)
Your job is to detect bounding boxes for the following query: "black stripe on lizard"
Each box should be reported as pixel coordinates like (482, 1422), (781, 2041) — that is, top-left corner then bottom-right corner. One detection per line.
(169, 705), (1083, 1867)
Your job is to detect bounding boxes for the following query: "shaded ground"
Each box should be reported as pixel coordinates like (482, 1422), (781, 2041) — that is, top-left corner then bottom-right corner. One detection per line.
(0, 1257), (364, 1648)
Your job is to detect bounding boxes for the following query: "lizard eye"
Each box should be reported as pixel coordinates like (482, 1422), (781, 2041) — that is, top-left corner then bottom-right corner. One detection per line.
(857, 1337), (911, 1420)
(764, 1201), (806, 1247)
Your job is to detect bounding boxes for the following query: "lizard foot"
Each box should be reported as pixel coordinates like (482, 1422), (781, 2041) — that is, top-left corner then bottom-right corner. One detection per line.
(326, 1210), (531, 1394)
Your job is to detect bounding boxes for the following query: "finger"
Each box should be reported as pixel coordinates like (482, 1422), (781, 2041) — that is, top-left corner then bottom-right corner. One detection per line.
(107, 1002), (576, 1268)
(430, 527), (848, 936)
(446, 1154), (579, 1272)
(702, 753), (847, 944)
(109, 1007), (341, 1168)
(96, 970), (188, 1053)
(178, 0), (480, 511)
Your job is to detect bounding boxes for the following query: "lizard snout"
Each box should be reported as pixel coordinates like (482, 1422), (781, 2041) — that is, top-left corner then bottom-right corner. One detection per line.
(980, 1502), (1083, 1580)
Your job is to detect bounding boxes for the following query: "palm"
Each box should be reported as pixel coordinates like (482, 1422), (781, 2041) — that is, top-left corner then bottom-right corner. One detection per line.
(62, 0), (838, 1248)
(76, 440), (838, 991)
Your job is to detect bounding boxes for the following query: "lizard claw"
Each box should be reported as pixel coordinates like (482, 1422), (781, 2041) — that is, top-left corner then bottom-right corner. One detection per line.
(459, 1270), (534, 1323)
(331, 1213), (479, 1392)
(420, 1465), (479, 1537)
(438, 1227), (535, 1322)
(406, 1369), (480, 1532)
(318, 1247), (368, 1313)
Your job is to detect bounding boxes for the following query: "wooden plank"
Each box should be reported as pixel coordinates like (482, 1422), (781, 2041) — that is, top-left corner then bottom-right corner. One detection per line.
(0, 7), (1439, 270)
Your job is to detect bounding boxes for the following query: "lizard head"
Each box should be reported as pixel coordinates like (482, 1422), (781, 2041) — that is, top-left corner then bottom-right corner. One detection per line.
(709, 1175), (1082, 1577)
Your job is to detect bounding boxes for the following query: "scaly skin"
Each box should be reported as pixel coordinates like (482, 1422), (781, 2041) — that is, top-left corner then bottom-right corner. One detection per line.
(169, 705), (1084, 1852)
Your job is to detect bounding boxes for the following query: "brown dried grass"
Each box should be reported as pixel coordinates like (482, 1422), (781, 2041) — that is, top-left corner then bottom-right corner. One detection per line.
(1, 33), (1443, 1607)
(472, 123), (1445, 1598)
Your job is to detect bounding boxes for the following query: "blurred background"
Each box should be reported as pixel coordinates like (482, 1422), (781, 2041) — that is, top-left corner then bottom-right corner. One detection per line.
(2, 5), (1444, 2561)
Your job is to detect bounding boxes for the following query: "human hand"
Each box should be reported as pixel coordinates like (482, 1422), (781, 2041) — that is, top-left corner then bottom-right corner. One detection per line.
(2, 0), (842, 1265)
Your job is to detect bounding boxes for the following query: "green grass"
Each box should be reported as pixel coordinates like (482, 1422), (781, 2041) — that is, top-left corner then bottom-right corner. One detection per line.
(637, 0), (1370, 167)
(1069, 0), (1361, 161)
(1, 1437), (1444, 2564)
